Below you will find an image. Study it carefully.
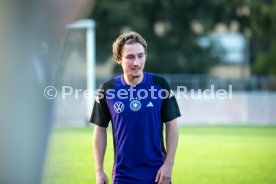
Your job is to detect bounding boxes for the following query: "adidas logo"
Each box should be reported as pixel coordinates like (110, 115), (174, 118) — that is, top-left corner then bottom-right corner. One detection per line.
(146, 102), (154, 107)
(169, 90), (174, 98)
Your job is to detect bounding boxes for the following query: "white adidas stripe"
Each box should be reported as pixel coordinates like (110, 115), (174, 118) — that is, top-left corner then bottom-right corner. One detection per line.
(147, 102), (154, 107)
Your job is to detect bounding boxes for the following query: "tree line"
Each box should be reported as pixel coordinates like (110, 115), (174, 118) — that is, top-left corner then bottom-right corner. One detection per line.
(90, 0), (275, 75)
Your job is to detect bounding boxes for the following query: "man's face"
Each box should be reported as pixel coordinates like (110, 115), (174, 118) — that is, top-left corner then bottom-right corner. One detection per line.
(118, 43), (146, 79)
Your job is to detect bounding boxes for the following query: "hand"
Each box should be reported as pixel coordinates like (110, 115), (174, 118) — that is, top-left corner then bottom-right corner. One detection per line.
(96, 171), (108, 184)
(155, 163), (173, 184)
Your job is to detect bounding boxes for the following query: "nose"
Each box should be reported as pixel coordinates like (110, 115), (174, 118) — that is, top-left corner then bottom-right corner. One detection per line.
(133, 57), (141, 66)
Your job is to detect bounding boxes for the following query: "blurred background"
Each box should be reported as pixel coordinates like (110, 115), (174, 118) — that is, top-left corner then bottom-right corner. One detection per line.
(0, 0), (275, 184)
(54, 0), (276, 126)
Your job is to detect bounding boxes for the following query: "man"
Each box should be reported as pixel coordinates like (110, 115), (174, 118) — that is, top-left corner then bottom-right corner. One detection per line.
(90, 32), (181, 184)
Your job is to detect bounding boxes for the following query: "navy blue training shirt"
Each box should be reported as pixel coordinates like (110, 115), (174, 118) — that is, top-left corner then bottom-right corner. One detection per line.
(90, 72), (181, 184)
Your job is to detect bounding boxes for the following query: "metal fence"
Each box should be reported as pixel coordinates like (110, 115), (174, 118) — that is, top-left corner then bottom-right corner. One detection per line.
(96, 74), (276, 91)
(52, 74), (276, 126)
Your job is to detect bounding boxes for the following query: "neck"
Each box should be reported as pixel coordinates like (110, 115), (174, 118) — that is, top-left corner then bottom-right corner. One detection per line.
(123, 72), (144, 85)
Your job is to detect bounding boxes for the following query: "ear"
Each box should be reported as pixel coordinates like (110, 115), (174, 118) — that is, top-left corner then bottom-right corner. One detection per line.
(117, 59), (122, 65)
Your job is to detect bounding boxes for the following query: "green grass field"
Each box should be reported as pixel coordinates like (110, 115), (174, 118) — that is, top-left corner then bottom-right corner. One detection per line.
(42, 126), (276, 184)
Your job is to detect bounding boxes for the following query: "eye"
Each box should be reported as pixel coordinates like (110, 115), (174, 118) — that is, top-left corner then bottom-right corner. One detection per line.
(138, 54), (144, 58)
(126, 55), (134, 59)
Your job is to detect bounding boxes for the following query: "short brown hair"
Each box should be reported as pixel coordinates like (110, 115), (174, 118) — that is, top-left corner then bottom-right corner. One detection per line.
(112, 31), (147, 61)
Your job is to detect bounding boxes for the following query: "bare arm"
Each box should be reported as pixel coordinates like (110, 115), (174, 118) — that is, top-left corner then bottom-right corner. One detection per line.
(155, 119), (179, 184)
(93, 125), (108, 184)
(164, 119), (179, 166)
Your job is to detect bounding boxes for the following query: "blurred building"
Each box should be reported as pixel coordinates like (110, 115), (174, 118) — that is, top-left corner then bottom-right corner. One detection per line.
(199, 32), (250, 79)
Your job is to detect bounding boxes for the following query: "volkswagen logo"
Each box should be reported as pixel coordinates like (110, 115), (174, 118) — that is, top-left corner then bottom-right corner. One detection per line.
(114, 101), (125, 113)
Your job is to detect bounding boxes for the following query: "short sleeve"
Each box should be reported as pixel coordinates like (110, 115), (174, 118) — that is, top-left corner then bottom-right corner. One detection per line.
(161, 79), (181, 122)
(90, 84), (111, 128)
